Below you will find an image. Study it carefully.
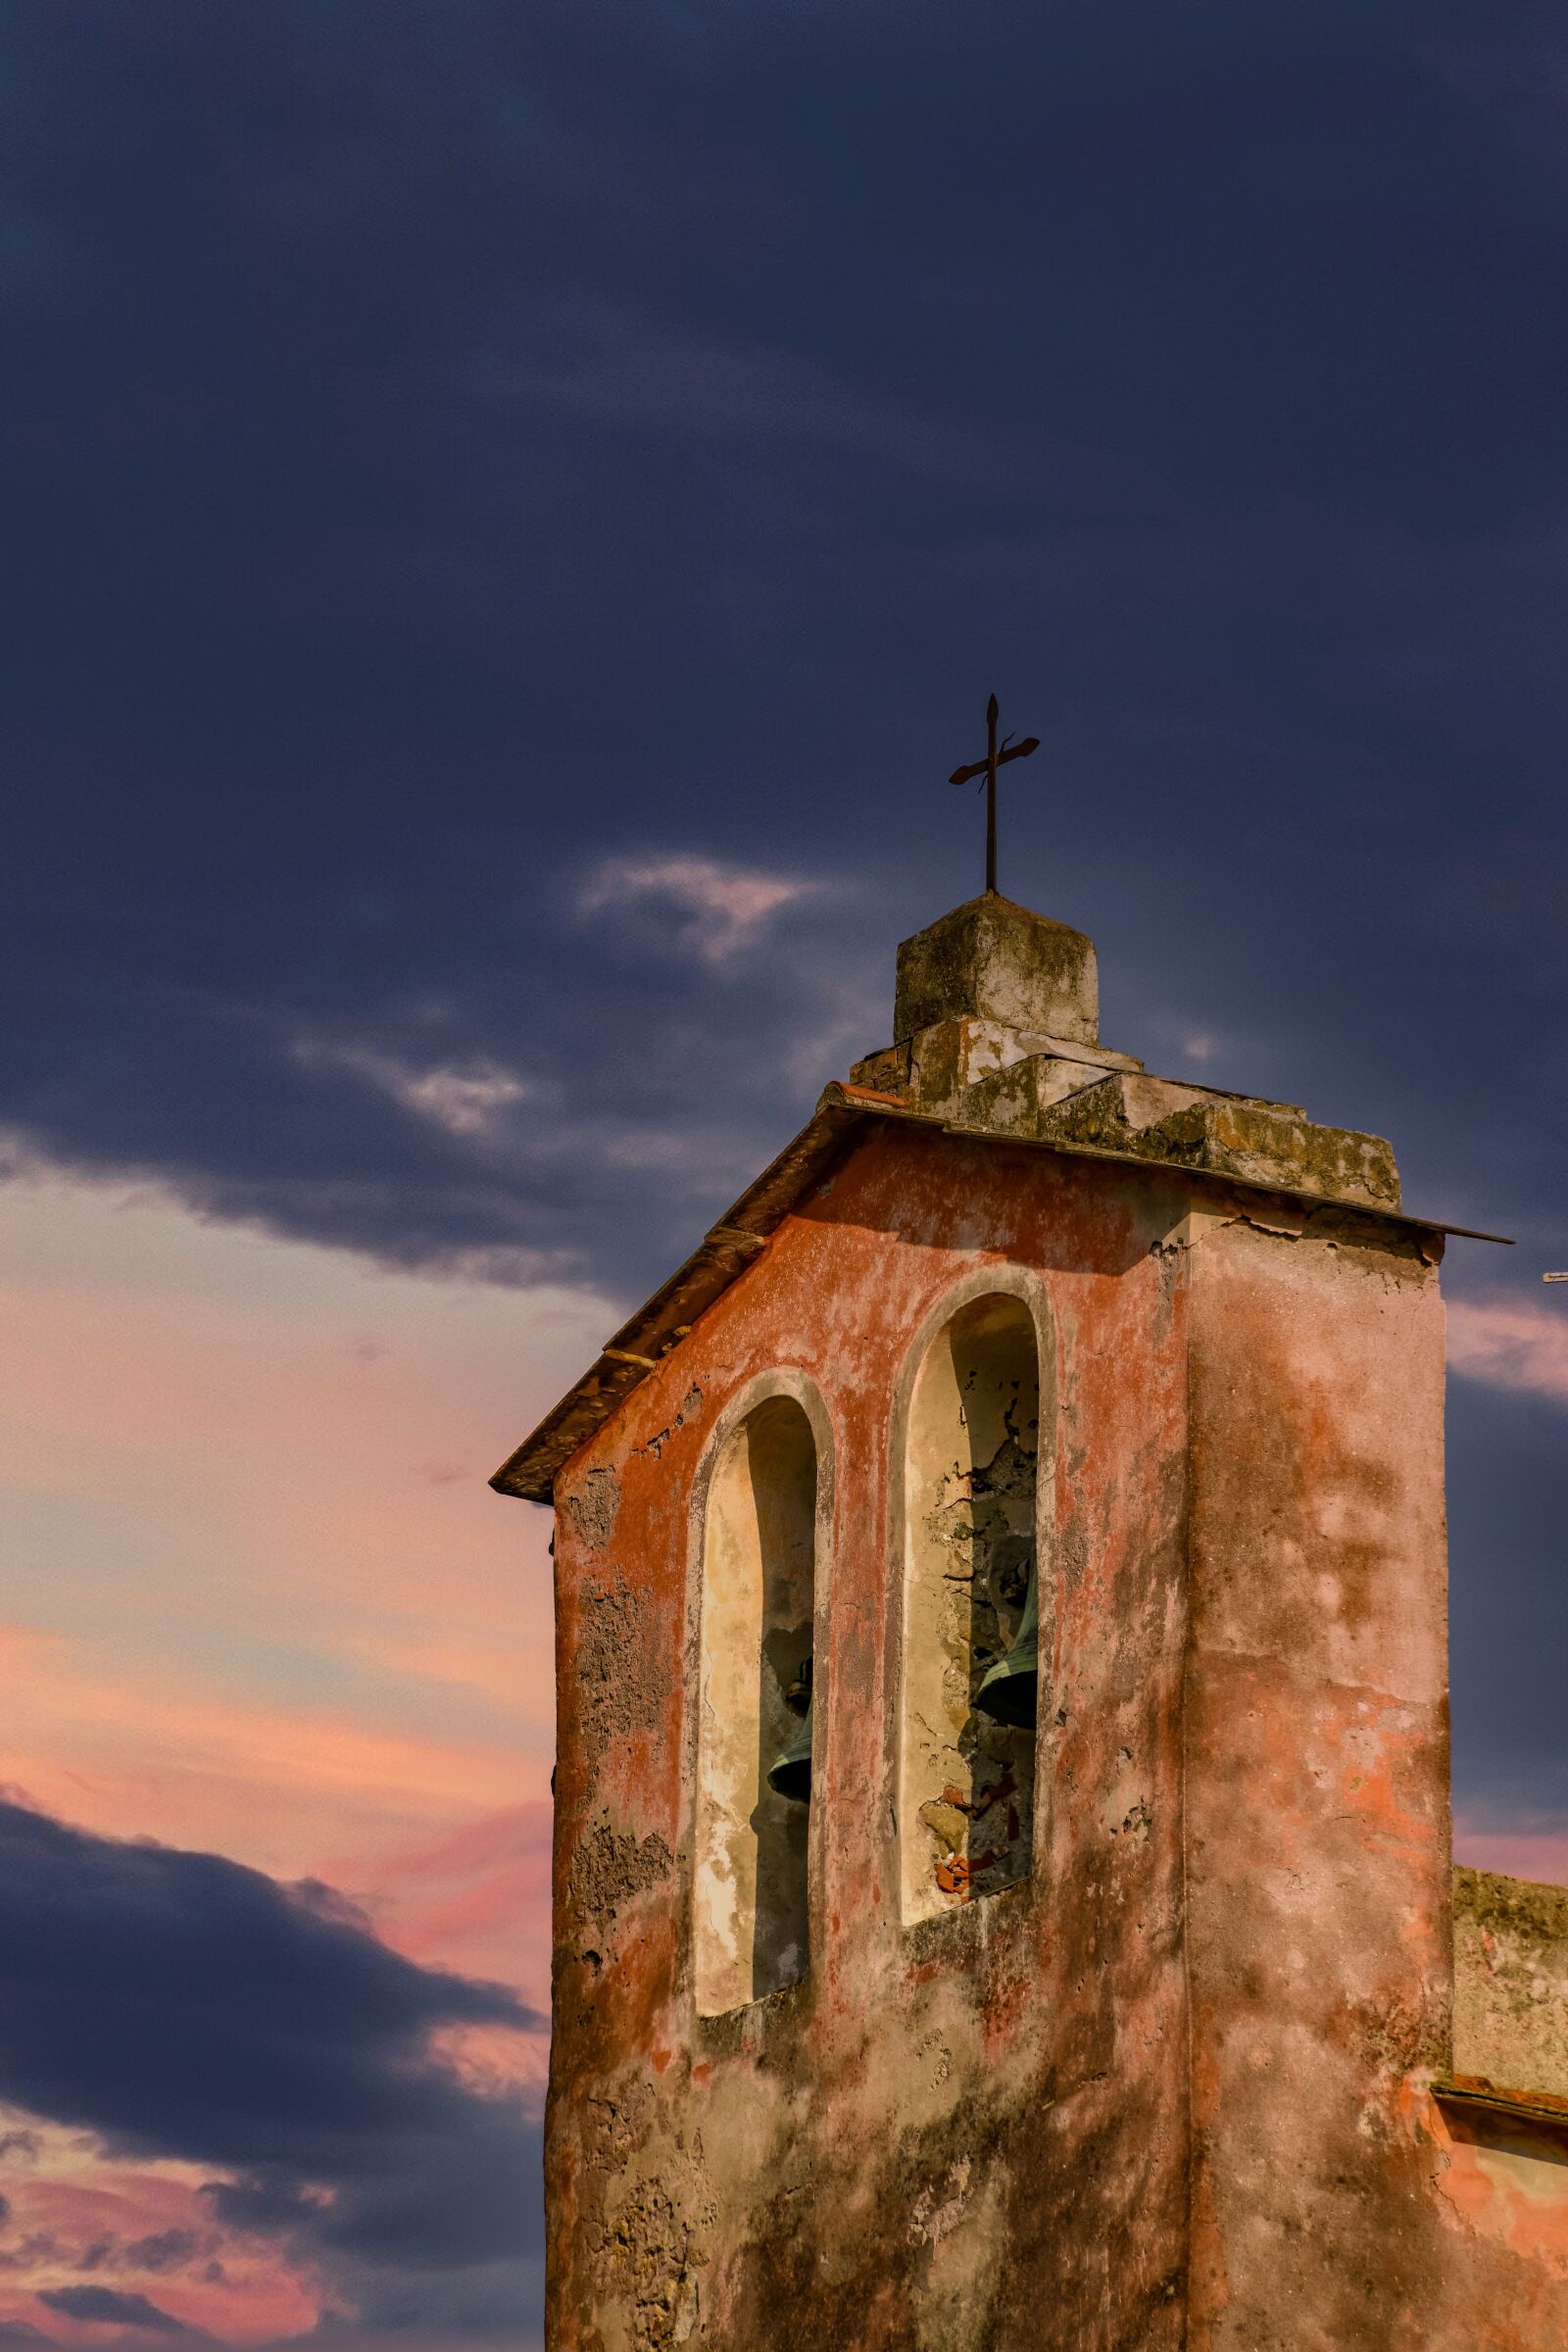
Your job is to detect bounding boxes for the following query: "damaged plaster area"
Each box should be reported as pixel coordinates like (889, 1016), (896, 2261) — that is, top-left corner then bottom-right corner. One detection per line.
(570, 1813), (675, 1967)
(1157, 1191), (1445, 1267)
(579, 2078), (715, 2351)
(567, 1464), (623, 1550)
(577, 1574), (663, 1759)
(582, 1952), (1036, 2352)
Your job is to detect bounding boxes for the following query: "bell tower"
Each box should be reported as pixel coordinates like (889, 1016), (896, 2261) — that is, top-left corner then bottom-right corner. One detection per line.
(494, 892), (1568, 2350)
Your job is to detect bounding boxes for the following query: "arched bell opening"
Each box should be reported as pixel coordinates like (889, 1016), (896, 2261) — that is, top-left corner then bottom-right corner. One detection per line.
(899, 1291), (1043, 1926)
(693, 1393), (817, 2017)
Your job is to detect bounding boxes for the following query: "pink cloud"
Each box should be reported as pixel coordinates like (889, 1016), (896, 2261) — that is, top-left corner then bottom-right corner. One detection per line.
(577, 853), (816, 966)
(368, 1803), (554, 1884)
(318, 1803), (554, 2017)
(0, 1633), (535, 1873)
(0, 2149), (322, 2347)
(288, 1037), (531, 1142)
(1453, 1823), (1568, 1889)
(1446, 1296), (1568, 1404)
(0, 1170), (590, 1893)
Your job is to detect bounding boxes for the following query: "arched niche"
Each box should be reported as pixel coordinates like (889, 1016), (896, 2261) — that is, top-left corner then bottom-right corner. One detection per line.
(694, 1392), (819, 2016)
(898, 1290), (1043, 1925)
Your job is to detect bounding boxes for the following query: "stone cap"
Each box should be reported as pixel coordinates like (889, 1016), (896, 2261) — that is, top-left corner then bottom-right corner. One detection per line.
(867, 894), (1402, 1212)
(895, 892), (1099, 1046)
(1006, 1069), (1400, 1212)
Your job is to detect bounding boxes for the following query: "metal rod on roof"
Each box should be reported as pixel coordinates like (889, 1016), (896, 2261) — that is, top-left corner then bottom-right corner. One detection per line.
(949, 694), (1039, 897)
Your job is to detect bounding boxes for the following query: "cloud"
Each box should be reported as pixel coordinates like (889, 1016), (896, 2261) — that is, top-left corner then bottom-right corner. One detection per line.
(0, 1799), (545, 2336)
(577, 854), (818, 968)
(199, 2181), (326, 2238)
(289, 1044), (531, 1146)
(480, 297), (1138, 511)
(119, 2236), (207, 2280)
(1446, 1297), (1568, 1406)
(0, 1159), (593, 1886)
(329, 1806), (555, 1997)
(38, 2286), (190, 2334)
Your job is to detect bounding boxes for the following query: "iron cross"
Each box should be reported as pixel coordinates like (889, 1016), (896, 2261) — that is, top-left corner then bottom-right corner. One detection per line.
(950, 694), (1039, 896)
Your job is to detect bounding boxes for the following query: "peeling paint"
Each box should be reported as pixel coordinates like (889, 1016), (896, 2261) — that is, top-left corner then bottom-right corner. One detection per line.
(576, 1578), (663, 1767)
(570, 1814), (675, 1957)
(637, 1387), (705, 1463)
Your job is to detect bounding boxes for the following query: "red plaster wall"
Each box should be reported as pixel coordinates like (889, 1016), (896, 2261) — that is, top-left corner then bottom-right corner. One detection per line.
(1185, 1213), (1568, 2349)
(548, 1126), (1192, 2351)
(542, 1133), (1568, 2349)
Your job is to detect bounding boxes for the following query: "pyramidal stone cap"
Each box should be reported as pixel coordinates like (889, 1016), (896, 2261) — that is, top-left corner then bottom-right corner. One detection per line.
(894, 891), (1099, 1046)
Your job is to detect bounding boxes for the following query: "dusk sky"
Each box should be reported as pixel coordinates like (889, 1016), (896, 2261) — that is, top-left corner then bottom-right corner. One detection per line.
(4, 6), (1568, 2348)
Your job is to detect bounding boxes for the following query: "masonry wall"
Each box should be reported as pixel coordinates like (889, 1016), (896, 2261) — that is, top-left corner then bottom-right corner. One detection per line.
(546, 1125), (1192, 2352)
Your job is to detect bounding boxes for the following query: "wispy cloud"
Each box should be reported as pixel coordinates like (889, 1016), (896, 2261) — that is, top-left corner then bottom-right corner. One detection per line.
(325, 1804), (555, 1998)
(577, 853), (818, 967)
(289, 1040), (530, 1143)
(1447, 1296), (1568, 1406)
(476, 299), (1148, 513)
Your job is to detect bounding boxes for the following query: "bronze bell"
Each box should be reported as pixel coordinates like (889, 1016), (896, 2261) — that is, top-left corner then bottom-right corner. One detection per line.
(766, 1661), (813, 1804)
(974, 1558), (1039, 1730)
(766, 1696), (813, 1803)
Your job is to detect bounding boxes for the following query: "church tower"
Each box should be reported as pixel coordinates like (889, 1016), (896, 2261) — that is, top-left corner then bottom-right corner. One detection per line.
(494, 891), (1568, 2350)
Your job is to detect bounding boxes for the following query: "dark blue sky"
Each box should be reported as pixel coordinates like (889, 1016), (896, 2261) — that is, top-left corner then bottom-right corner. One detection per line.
(2, 0), (1567, 2336)
(5, 3), (1565, 1276)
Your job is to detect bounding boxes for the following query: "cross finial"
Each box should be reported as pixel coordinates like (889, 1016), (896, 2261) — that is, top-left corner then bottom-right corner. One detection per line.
(950, 694), (1040, 896)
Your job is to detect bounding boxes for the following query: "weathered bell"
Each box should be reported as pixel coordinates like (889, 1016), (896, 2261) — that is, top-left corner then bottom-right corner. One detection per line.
(766, 1692), (813, 1804)
(974, 1562), (1039, 1730)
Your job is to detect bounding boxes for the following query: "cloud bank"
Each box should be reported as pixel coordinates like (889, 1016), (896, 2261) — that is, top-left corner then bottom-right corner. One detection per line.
(0, 1799), (543, 2343)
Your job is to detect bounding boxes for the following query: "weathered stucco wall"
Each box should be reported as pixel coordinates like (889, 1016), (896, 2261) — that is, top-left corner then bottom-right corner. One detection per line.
(548, 1125), (1192, 2351)
(544, 1133), (1568, 2350)
(1454, 1866), (1568, 2101)
(1184, 1210), (1568, 2348)
(1184, 1206), (1454, 2345)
